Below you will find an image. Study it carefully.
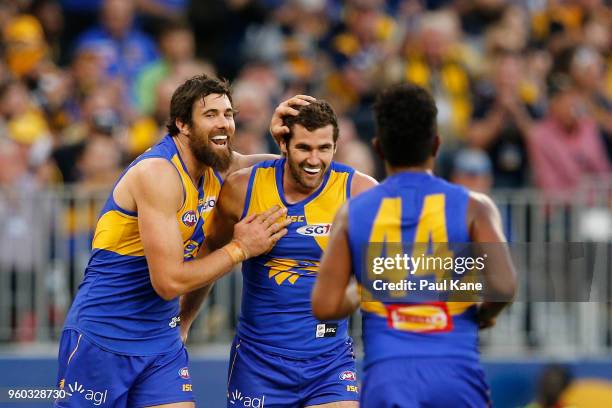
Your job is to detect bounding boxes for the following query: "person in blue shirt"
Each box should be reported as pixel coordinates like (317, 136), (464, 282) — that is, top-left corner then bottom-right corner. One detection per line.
(312, 83), (517, 408)
(73, 0), (159, 107)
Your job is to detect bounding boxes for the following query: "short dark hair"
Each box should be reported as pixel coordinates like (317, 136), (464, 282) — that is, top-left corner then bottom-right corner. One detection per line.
(373, 83), (438, 167)
(282, 100), (339, 145)
(166, 75), (232, 136)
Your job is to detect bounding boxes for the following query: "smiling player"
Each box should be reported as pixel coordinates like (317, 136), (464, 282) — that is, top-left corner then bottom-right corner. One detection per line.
(54, 75), (310, 408)
(195, 100), (376, 407)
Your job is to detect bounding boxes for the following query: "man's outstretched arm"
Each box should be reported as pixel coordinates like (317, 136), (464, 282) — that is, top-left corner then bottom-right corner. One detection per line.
(131, 159), (288, 301)
(179, 167), (256, 340)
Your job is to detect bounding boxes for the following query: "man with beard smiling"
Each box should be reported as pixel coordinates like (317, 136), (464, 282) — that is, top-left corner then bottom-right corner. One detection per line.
(55, 75), (307, 408)
(197, 100), (376, 407)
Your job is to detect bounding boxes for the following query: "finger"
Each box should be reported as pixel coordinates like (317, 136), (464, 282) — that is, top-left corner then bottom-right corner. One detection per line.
(257, 205), (283, 225)
(291, 94), (316, 102)
(270, 125), (290, 136)
(261, 206), (287, 228)
(242, 213), (258, 224)
(275, 105), (301, 117)
(267, 216), (291, 233)
(269, 228), (288, 244)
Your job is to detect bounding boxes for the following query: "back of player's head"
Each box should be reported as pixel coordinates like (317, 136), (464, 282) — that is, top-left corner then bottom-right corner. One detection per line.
(167, 74), (232, 136)
(282, 100), (339, 145)
(373, 83), (438, 167)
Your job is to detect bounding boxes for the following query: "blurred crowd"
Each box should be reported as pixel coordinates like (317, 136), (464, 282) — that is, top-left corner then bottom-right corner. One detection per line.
(0, 0), (610, 198)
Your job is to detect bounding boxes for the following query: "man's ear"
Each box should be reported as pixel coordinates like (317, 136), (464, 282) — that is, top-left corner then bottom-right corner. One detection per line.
(372, 137), (384, 160)
(176, 119), (190, 136)
(280, 139), (288, 155)
(432, 134), (440, 157)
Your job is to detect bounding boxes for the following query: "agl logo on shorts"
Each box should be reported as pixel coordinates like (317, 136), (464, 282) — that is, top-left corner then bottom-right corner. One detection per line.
(64, 381), (108, 406)
(229, 388), (265, 407)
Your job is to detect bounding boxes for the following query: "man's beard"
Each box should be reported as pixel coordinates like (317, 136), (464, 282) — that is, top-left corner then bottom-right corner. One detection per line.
(286, 151), (326, 191)
(189, 133), (233, 172)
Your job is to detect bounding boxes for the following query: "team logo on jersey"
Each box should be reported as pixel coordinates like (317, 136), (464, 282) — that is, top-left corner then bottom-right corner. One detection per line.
(265, 258), (319, 285)
(181, 210), (198, 227)
(179, 367), (190, 379)
(183, 240), (199, 259)
(339, 371), (357, 381)
(199, 196), (216, 214)
(296, 223), (331, 237)
(316, 323), (338, 338)
(169, 316), (181, 328)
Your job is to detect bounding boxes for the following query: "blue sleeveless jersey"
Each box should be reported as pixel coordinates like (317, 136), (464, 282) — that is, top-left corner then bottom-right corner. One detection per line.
(64, 135), (222, 356)
(238, 158), (355, 358)
(347, 171), (479, 368)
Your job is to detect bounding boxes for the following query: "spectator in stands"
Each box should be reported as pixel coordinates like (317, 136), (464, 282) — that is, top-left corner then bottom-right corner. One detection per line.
(467, 49), (541, 188)
(450, 147), (493, 194)
(569, 46), (612, 161)
(528, 74), (610, 196)
(135, 20), (195, 115)
(73, 0), (158, 108)
(399, 10), (472, 142)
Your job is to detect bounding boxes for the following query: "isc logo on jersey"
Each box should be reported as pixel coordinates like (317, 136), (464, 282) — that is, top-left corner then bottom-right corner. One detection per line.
(296, 223), (331, 237)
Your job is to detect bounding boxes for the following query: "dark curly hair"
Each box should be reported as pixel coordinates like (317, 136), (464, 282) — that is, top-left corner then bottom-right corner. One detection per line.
(166, 75), (232, 136)
(282, 100), (339, 145)
(373, 83), (438, 167)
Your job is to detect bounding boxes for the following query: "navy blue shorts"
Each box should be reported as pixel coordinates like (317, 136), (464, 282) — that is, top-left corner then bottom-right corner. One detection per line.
(226, 336), (359, 407)
(55, 329), (195, 407)
(361, 357), (491, 408)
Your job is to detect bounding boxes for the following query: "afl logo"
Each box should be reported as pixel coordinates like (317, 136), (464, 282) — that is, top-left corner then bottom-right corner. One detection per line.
(339, 371), (356, 381)
(179, 367), (190, 379)
(296, 223), (331, 237)
(182, 210), (198, 227)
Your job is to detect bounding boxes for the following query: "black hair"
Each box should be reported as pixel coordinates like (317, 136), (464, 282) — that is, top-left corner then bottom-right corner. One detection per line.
(373, 83), (438, 166)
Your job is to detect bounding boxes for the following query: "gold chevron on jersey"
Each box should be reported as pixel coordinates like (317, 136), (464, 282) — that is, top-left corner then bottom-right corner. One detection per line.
(265, 258), (320, 285)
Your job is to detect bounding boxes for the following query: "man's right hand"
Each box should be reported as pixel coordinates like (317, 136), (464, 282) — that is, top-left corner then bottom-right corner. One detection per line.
(233, 205), (290, 259)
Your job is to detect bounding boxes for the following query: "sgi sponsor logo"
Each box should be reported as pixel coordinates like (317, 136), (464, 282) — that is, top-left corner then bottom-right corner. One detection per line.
(296, 223), (331, 237)
(229, 388), (265, 407)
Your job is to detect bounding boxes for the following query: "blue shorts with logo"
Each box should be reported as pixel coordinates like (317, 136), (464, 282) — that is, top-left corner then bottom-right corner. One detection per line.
(55, 329), (195, 407)
(227, 336), (359, 407)
(361, 357), (490, 408)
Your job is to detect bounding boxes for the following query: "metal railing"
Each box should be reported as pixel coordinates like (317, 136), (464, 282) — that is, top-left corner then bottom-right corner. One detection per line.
(0, 181), (610, 357)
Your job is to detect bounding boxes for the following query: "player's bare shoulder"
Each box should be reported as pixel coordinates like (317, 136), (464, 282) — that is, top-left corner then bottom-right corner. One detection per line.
(350, 170), (378, 196)
(467, 191), (505, 242)
(216, 165), (255, 220)
(115, 158), (184, 213)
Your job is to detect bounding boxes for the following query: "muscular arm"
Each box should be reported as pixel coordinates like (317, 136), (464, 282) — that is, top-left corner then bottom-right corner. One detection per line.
(312, 172), (377, 320)
(205, 167), (252, 251)
(312, 204), (357, 320)
(467, 192), (517, 329)
(179, 167), (255, 339)
(130, 159), (286, 301)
